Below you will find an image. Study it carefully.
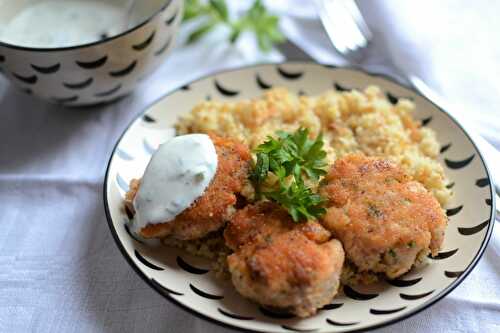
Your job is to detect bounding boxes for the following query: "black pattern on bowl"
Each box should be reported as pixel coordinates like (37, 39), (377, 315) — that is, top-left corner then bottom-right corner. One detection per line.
(95, 84), (122, 97)
(76, 56), (108, 69)
(63, 77), (93, 90)
(31, 63), (61, 74)
(132, 31), (156, 51)
(0, 0), (183, 106)
(12, 72), (38, 84)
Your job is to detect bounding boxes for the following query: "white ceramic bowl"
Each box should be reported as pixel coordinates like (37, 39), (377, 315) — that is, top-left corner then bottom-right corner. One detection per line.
(0, 0), (182, 106)
(104, 63), (495, 332)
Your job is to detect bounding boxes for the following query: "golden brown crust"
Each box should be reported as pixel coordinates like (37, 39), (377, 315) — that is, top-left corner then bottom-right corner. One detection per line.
(124, 179), (140, 214)
(320, 154), (447, 279)
(126, 134), (252, 240)
(225, 202), (344, 317)
(224, 202), (330, 251)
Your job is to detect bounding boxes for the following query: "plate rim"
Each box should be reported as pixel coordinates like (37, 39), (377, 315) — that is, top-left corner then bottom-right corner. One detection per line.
(103, 61), (496, 333)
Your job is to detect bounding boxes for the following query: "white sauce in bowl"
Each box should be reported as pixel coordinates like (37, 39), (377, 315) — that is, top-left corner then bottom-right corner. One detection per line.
(132, 134), (218, 233)
(0, 0), (128, 48)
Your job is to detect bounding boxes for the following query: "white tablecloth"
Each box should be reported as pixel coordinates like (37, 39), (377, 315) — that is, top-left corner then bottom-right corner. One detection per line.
(0, 1), (498, 332)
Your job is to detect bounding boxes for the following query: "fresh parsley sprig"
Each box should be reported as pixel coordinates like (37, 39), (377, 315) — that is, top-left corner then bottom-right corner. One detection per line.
(251, 128), (328, 222)
(183, 0), (284, 51)
(267, 177), (326, 222)
(251, 128), (328, 185)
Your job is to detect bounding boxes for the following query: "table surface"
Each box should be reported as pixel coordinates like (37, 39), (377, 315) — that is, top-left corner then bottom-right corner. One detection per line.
(0, 1), (498, 332)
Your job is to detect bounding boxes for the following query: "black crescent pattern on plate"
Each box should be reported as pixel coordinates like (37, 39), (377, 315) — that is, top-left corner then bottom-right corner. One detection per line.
(154, 37), (172, 56)
(150, 278), (183, 296)
(458, 219), (489, 235)
(160, 0), (173, 11)
(76, 55), (108, 69)
(116, 173), (130, 192)
(445, 154), (475, 169)
(142, 115), (157, 123)
(475, 177), (490, 188)
(446, 182), (455, 189)
(440, 143), (452, 154)
(132, 31), (156, 51)
(189, 284), (224, 300)
(386, 92), (399, 105)
(326, 319), (359, 327)
(386, 277), (422, 287)
(109, 60), (137, 77)
(143, 138), (156, 155)
(214, 79), (239, 96)
(134, 250), (164, 270)
(446, 205), (463, 217)
(486, 198), (492, 206)
(429, 248), (458, 260)
(370, 307), (407, 315)
(63, 77), (93, 90)
(399, 290), (434, 300)
(445, 270), (463, 278)
(176, 256), (209, 274)
(277, 66), (304, 80)
(125, 205), (134, 220)
(51, 95), (79, 103)
(12, 72), (38, 84)
(165, 9), (178, 25)
(256, 73), (272, 89)
(281, 325), (318, 332)
(421, 116), (433, 126)
(95, 84), (122, 97)
(343, 285), (379, 300)
(217, 308), (254, 320)
(320, 303), (343, 310)
(259, 307), (295, 319)
(334, 82), (351, 92)
(124, 223), (144, 244)
(116, 148), (133, 161)
(31, 63), (60, 74)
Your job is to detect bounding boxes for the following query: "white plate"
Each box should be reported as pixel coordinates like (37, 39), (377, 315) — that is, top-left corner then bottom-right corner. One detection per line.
(104, 62), (495, 332)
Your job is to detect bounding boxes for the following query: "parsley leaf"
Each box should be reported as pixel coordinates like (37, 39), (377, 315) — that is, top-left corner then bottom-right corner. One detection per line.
(183, 0), (284, 52)
(251, 152), (270, 185)
(251, 128), (328, 222)
(265, 178), (326, 222)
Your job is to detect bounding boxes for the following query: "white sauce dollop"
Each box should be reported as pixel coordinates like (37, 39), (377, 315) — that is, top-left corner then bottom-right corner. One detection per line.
(132, 134), (218, 233)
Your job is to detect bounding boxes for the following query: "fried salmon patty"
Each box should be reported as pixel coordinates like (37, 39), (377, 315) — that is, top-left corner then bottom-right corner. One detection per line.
(125, 134), (251, 240)
(224, 202), (345, 317)
(319, 154), (447, 279)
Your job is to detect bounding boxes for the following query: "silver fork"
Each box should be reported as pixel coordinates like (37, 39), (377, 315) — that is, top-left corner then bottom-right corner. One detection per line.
(316, 0), (500, 206)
